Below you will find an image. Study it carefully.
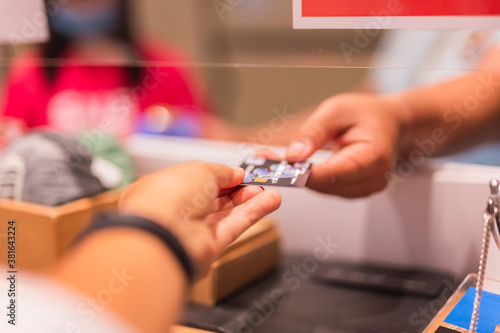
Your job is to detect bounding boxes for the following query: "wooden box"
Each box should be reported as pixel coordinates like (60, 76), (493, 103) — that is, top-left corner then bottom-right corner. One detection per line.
(190, 218), (281, 306)
(0, 191), (120, 271)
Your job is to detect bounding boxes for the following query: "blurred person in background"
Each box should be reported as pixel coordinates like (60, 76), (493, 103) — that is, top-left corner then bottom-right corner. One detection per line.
(0, 0), (241, 141)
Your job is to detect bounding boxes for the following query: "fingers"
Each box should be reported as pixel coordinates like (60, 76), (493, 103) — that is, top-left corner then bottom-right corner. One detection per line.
(304, 139), (393, 197)
(282, 94), (402, 198)
(209, 186), (267, 227)
(216, 186), (265, 212)
(286, 98), (350, 162)
(307, 174), (388, 198)
(310, 141), (392, 184)
(206, 186), (274, 227)
(213, 189), (281, 252)
(187, 188), (281, 278)
(218, 186), (243, 197)
(203, 163), (245, 191)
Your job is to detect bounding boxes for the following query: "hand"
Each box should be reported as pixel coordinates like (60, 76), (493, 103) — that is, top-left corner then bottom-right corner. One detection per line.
(285, 93), (409, 198)
(118, 162), (281, 278)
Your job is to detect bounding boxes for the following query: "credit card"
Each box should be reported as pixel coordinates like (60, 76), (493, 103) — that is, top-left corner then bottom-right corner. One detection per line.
(239, 157), (311, 187)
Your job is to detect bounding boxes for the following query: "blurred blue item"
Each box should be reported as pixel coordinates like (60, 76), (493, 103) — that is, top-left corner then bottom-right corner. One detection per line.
(136, 105), (203, 138)
(435, 141), (500, 167)
(444, 286), (500, 333)
(49, 3), (120, 39)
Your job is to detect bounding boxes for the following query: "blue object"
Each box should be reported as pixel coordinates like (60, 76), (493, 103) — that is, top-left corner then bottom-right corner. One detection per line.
(136, 112), (203, 138)
(49, 4), (120, 39)
(445, 286), (500, 333)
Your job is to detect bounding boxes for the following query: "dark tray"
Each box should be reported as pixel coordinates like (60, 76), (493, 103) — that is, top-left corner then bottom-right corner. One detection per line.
(183, 255), (458, 333)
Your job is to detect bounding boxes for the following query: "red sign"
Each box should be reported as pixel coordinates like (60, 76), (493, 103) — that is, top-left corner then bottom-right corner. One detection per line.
(302, 0), (500, 17)
(293, 0), (500, 29)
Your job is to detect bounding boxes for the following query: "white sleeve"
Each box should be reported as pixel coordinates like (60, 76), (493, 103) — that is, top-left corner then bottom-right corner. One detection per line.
(0, 268), (139, 333)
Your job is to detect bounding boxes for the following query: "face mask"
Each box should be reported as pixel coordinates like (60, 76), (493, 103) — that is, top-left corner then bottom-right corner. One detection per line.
(48, 4), (121, 40)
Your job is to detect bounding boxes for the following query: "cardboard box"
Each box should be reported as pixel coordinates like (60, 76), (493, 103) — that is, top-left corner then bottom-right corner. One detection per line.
(0, 191), (120, 271)
(190, 218), (281, 306)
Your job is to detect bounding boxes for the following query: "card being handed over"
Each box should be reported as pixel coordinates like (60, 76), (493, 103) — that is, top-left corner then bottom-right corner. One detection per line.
(239, 157), (312, 188)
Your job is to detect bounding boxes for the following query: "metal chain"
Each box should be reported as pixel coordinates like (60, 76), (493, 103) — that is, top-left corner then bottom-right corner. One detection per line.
(469, 199), (495, 333)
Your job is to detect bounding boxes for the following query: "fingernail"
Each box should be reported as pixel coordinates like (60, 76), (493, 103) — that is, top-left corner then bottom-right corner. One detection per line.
(287, 141), (308, 158)
(260, 186), (265, 191)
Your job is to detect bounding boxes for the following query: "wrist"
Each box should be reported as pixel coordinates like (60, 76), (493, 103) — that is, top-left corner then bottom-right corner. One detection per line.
(78, 214), (196, 282)
(381, 93), (415, 148)
(117, 207), (216, 279)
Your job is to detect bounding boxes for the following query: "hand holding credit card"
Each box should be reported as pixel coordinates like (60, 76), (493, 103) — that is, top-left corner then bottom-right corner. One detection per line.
(239, 157), (312, 188)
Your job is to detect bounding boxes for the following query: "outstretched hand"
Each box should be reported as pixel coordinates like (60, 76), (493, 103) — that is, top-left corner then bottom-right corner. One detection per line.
(283, 93), (408, 197)
(119, 162), (281, 278)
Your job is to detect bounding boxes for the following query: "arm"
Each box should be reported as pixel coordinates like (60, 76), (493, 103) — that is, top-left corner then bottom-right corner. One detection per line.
(397, 71), (500, 156)
(284, 71), (500, 197)
(51, 228), (188, 333)
(49, 162), (281, 333)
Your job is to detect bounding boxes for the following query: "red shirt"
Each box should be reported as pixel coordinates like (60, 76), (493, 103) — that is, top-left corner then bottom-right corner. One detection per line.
(1, 40), (210, 138)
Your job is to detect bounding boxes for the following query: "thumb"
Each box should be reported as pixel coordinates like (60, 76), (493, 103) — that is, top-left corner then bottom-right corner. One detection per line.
(205, 163), (246, 191)
(286, 99), (347, 162)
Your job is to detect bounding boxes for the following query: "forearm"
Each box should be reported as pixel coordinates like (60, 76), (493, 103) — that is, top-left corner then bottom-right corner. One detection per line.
(50, 228), (188, 333)
(395, 71), (500, 157)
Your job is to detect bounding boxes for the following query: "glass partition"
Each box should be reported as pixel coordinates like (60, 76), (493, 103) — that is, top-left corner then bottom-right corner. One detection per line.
(1, 0), (499, 164)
